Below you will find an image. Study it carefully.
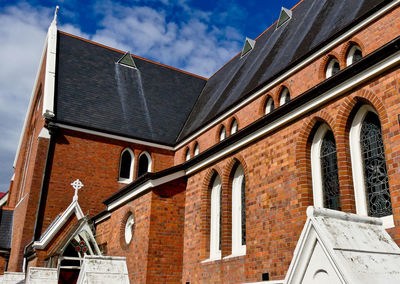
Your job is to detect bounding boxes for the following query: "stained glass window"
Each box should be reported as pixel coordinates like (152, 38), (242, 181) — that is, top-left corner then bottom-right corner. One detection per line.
(320, 131), (340, 210)
(361, 112), (392, 217)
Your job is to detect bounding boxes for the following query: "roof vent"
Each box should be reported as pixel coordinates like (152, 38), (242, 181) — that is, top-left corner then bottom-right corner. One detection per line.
(241, 37), (256, 58)
(276, 7), (292, 29)
(117, 52), (137, 68)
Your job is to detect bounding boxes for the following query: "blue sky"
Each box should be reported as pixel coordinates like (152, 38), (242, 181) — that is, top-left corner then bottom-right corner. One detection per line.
(0, 0), (300, 192)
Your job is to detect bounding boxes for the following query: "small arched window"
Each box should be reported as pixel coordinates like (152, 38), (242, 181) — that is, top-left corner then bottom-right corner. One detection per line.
(219, 126), (226, 141)
(209, 174), (222, 260)
(119, 149), (134, 182)
(185, 148), (191, 161)
(231, 164), (246, 256)
(264, 97), (274, 114)
(346, 45), (362, 66)
(230, 119), (238, 135)
(311, 124), (340, 210)
(325, 57), (340, 78)
(350, 105), (393, 226)
(194, 143), (200, 156)
(138, 152), (152, 177)
(279, 87), (290, 106)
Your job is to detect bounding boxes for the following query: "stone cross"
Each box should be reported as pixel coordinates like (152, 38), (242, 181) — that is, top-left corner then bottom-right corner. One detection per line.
(71, 179), (84, 201)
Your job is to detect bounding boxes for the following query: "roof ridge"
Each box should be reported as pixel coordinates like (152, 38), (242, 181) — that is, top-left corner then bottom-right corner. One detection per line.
(58, 30), (208, 81)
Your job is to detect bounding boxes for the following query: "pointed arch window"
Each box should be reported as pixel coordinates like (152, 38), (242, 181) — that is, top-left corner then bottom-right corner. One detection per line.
(231, 164), (246, 256)
(138, 152), (152, 177)
(194, 143), (200, 156)
(119, 149), (134, 183)
(279, 87), (290, 106)
(350, 105), (393, 227)
(185, 148), (190, 161)
(346, 45), (362, 66)
(230, 119), (238, 135)
(311, 124), (340, 210)
(209, 175), (222, 260)
(264, 97), (274, 114)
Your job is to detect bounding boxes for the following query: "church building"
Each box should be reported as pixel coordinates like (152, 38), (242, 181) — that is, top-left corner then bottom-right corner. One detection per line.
(2, 0), (400, 283)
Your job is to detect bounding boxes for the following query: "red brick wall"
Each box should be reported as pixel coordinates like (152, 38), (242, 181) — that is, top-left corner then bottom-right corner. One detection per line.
(181, 67), (400, 283)
(38, 129), (174, 236)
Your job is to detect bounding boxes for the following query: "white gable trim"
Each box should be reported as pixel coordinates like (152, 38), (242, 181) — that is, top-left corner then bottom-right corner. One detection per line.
(175, 0), (400, 150)
(33, 200), (84, 250)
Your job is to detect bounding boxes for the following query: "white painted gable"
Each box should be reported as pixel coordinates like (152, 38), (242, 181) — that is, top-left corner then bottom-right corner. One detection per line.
(285, 207), (400, 284)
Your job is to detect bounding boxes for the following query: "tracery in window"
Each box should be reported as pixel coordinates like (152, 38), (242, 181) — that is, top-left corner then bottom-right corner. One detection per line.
(360, 112), (392, 217)
(119, 149), (134, 182)
(311, 124), (340, 210)
(138, 152), (151, 177)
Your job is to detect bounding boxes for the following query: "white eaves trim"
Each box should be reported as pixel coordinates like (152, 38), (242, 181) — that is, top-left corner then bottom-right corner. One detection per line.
(94, 212), (111, 224)
(187, 51), (400, 175)
(0, 192), (8, 207)
(107, 170), (185, 210)
(174, 0), (400, 150)
(32, 199), (84, 250)
(54, 123), (174, 151)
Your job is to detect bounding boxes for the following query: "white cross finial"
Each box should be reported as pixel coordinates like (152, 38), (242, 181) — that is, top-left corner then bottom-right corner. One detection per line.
(71, 179), (84, 201)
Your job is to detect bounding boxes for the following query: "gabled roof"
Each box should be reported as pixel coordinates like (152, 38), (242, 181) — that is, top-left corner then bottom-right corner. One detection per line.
(285, 207), (400, 284)
(177, 0), (390, 142)
(0, 209), (13, 250)
(55, 32), (207, 146)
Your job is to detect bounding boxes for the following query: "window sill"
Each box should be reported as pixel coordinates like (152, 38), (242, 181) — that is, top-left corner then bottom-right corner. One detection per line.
(382, 214), (394, 229)
(201, 256), (221, 263)
(118, 180), (132, 184)
(223, 252), (246, 260)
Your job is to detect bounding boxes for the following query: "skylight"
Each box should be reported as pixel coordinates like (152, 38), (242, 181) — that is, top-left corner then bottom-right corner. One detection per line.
(241, 38), (256, 58)
(117, 52), (137, 68)
(276, 7), (292, 29)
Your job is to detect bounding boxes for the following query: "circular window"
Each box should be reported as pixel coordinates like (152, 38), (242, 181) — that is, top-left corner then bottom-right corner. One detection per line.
(124, 214), (135, 244)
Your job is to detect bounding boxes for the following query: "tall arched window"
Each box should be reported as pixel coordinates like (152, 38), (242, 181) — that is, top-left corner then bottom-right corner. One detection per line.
(119, 149), (134, 182)
(264, 97), (274, 114)
(279, 87), (290, 106)
(350, 105), (393, 227)
(230, 119), (238, 135)
(185, 148), (190, 161)
(209, 175), (222, 260)
(311, 124), (340, 210)
(231, 164), (246, 256)
(194, 143), (200, 156)
(325, 57), (340, 78)
(219, 126), (226, 141)
(138, 152), (152, 177)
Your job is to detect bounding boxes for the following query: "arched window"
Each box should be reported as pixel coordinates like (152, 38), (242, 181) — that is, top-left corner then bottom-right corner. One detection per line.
(350, 105), (393, 226)
(325, 57), (340, 78)
(346, 45), (362, 66)
(311, 124), (340, 210)
(185, 148), (191, 161)
(230, 119), (238, 135)
(231, 164), (246, 256)
(209, 175), (222, 260)
(119, 149), (134, 182)
(279, 87), (290, 106)
(138, 152), (151, 177)
(264, 97), (274, 114)
(219, 126), (226, 141)
(194, 143), (200, 156)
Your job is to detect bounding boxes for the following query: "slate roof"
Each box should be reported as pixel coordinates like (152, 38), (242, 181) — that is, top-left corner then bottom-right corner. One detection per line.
(55, 32), (207, 145)
(177, 0), (390, 141)
(0, 209), (13, 250)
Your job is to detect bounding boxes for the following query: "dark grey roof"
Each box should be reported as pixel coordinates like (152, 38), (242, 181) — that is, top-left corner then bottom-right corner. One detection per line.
(0, 209), (13, 250)
(55, 32), (207, 145)
(177, 0), (389, 141)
